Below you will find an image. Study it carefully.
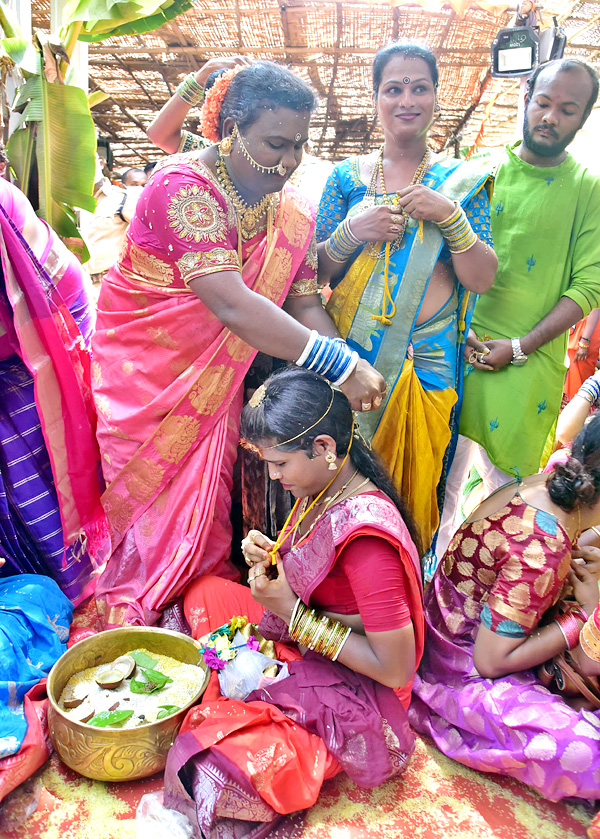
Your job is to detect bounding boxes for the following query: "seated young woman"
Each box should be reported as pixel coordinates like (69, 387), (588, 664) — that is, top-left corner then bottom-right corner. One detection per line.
(163, 367), (424, 838)
(409, 415), (600, 802)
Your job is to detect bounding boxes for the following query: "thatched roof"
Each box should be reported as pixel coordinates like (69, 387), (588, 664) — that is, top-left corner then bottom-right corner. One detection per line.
(30, 0), (600, 168)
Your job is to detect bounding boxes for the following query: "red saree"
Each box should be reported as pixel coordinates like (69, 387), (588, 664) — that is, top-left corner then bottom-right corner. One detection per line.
(164, 493), (424, 838)
(92, 153), (317, 627)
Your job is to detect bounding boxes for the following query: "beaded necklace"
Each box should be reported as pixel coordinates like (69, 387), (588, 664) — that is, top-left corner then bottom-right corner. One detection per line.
(364, 145), (431, 259)
(215, 152), (276, 260)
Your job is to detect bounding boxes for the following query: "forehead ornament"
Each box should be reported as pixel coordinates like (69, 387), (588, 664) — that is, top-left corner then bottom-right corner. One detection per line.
(403, 77), (411, 85)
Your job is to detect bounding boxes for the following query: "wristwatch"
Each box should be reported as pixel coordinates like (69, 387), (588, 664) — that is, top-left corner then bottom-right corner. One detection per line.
(510, 337), (528, 366)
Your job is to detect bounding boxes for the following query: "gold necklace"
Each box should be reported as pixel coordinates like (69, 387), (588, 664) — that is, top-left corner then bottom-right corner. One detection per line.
(314, 469), (359, 507)
(364, 146), (431, 259)
(292, 471), (369, 548)
(215, 152), (274, 242)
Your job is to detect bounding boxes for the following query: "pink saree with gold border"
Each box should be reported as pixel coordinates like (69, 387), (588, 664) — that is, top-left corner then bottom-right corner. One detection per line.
(92, 153), (317, 626)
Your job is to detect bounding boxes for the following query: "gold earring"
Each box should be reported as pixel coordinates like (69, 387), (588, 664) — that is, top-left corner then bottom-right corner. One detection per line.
(219, 125), (237, 156)
(325, 452), (338, 471)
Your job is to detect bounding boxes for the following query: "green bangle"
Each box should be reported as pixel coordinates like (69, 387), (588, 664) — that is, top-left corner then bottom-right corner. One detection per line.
(176, 73), (204, 107)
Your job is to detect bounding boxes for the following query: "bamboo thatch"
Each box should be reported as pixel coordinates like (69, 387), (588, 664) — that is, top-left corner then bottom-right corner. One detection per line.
(30, 0), (600, 167)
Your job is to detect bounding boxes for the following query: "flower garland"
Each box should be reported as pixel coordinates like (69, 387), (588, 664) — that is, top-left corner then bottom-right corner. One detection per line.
(199, 615), (259, 670)
(199, 65), (245, 143)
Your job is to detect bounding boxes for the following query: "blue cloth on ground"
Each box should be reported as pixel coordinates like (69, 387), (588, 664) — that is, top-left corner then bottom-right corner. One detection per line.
(0, 574), (72, 757)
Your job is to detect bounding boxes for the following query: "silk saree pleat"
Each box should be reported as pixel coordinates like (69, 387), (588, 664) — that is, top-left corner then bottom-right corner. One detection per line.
(0, 204), (106, 587)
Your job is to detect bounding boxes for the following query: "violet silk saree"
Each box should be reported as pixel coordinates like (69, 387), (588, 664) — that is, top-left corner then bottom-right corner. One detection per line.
(0, 178), (105, 604)
(409, 491), (600, 801)
(92, 152), (318, 627)
(164, 493), (424, 839)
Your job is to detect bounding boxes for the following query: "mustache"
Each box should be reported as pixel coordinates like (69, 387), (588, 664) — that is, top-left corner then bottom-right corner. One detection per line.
(535, 124), (559, 139)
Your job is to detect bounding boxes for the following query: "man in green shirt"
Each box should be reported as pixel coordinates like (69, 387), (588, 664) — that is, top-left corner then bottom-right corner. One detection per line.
(437, 57), (600, 560)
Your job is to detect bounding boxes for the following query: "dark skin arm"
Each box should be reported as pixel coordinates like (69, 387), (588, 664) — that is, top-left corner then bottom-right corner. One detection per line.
(574, 309), (600, 362)
(188, 269), (384, 410)
(469, 297), (584, 372)
(245, 538), (416, 690)
(147, 57), (250, 153)
(473, 561), (599, 679)
(282, 293), (339, 338)
(568, 562), (600, 676)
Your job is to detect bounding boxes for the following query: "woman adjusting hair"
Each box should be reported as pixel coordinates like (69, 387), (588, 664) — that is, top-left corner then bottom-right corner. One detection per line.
(164, 367), (424, 836)
(92, 61), (385, 628)
(317, 40), (497, 561)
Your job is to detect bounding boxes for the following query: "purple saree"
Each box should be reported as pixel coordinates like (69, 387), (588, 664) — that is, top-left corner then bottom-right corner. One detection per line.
(0, 179), (104, 604)
(409, 492), (600, 801)
(164, 494), (424, 837)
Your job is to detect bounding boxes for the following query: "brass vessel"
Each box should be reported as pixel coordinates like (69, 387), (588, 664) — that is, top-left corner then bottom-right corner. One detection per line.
(47, 626), (209, 782)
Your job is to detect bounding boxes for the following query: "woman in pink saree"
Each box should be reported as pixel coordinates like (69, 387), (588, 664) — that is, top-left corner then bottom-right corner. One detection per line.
(93, 62), (384, 627)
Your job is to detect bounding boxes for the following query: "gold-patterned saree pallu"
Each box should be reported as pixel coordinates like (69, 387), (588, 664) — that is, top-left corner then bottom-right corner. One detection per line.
(92, 159), (316, 627)
(324, 155), (491, 551)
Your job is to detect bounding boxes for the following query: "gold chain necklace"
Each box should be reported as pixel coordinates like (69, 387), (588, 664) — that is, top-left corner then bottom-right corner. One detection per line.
(292, 471), (370, 548)
(215, 152), (274, 241)
(364, 146), (431, 259)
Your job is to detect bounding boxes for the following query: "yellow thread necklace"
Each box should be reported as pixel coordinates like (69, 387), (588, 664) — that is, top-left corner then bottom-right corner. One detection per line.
(269, 420), (355, 563)
(365, 146), (431, 326)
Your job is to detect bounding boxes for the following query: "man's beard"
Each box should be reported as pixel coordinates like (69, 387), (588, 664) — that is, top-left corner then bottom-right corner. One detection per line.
(522, 107), (579, 158)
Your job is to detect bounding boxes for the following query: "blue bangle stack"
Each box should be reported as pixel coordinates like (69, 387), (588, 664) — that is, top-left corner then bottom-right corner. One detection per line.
(578, 375), (600, 406)
(296, 331), (359, 386)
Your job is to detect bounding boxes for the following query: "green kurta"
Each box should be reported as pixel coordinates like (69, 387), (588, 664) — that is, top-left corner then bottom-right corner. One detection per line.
(459, 142), (600, 476)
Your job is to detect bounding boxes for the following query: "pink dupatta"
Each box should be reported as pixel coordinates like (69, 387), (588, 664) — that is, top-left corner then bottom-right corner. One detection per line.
(0, 202), (106, 558)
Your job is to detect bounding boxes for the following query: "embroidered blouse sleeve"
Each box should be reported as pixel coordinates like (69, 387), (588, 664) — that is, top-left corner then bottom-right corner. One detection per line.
(480, 518), (571, 638)
(439, 183), (494, 263)
(138, 164), (239, 286)
(177, 131), (211, 154)
(316, 165), (348, 243)
(287, 230), (320, 298)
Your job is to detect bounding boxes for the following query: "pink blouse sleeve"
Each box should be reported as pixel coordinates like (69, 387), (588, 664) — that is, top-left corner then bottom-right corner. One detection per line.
(286, 230), (319, 299)
(127, 161), (240, 288)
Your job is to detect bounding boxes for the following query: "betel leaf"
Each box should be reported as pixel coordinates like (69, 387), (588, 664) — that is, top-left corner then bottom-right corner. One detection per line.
(88, 709), (134, 727)
(140, 668), (173, 689)
(156, 705), (180, 720)
(129, 650), (159, 670)
(130, 668), (173, 694)
(130, 678), (160, 694)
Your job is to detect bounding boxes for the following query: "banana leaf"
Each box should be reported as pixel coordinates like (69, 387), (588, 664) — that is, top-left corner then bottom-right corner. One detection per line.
(36, 76), (96, 221)
(6, 123), (34, 194)
(63, 0), (192, 41)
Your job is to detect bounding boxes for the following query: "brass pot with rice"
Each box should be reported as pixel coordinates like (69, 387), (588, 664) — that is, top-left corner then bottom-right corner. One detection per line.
(47, 626), (209, 782)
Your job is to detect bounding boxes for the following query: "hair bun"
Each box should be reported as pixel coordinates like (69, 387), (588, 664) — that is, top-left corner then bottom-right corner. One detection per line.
(547, 456), (596, 511)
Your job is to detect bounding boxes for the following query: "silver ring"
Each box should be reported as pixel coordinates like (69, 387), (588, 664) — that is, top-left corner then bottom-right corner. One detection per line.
(361, 401), (372, 411)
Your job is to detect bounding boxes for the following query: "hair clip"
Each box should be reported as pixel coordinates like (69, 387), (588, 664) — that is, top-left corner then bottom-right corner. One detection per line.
(248, 384), (267, 408)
